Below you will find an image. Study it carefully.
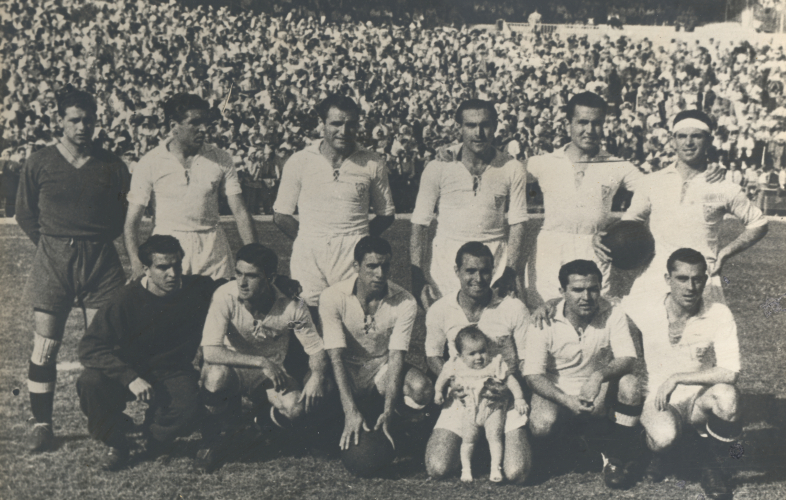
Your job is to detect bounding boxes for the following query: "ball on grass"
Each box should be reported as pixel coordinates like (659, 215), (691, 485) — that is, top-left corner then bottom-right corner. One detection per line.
(339, 429), (396, 477)
(601, 220), (655, 270)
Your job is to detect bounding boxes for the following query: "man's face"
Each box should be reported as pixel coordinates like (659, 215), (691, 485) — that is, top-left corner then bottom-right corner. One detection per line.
(144, 253), (183, 297)
(561, 273), (601, 319)
(171, 109), (210, 151)
(569, 105), (605, 153)
(235, 260), (272, 301)
(674, 128), (711, 166)
(458, 336), (489, 369)
(455, 254), (493, 300)
(322, 106), (359, 155)
(60, 106), (96, 147)
(665, 261), (707, 310)
(459, 108), (496, 156)
(354, 252), (391, 293)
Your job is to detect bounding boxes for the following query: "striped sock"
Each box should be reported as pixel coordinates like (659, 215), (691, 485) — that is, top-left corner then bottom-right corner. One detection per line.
(28, 361), (56, 424)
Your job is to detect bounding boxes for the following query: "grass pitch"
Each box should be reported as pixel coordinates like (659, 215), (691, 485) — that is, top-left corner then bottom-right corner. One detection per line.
(1, 218), (785, 499)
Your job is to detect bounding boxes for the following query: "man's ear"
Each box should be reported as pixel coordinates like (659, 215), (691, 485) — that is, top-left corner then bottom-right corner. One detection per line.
(353, 260), (360, 273)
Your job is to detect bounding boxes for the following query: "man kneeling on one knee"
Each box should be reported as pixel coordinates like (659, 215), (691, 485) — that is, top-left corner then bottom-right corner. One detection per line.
(623, 248), (742, 500)
(196, 243), (330, 472)
(523, 259), (644, 489)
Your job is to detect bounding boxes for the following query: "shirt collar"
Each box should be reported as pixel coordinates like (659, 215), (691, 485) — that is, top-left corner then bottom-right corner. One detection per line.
(553, 297), (613, 327)
(343, 274), (398, 301)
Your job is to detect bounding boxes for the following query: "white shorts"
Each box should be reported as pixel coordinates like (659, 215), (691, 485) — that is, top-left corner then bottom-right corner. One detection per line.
(534, 230), (611, 303)
(291, 232), (366, 307)
(645, 384), (708, 422)
(627, 252), (726, 305)
(434, 397), (528, 435)
(153, 225), (233, 280)
(345, 358), (388, 398)
(430, 236), (507, 298)
(215, 363), (301, 412)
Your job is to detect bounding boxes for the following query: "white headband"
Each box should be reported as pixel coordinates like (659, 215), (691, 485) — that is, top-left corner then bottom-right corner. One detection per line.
(672, 117), (711, 133)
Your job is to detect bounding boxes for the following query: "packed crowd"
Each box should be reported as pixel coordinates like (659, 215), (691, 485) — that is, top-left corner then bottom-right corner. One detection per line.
(2, 0), (786, 214)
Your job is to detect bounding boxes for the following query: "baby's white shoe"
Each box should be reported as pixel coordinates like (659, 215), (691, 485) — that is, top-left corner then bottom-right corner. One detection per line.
(460, 469), (473, 482)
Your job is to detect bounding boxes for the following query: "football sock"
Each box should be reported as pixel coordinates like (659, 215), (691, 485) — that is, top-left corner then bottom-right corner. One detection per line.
(201, 388), (232, 443)
(28, 361), (56, 424)
(703, 414), (743, 468)
(611, 402), (644, 463)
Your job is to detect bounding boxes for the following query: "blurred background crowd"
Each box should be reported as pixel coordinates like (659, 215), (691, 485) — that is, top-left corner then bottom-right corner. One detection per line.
(2, 0), (786, 217)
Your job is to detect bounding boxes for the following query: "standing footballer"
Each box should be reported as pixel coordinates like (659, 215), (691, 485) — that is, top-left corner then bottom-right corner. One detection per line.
(412, 99), (529, 307)
(124, 93), (257, 281)
(15, 89), (130, 452)
(273, 95), (395, 323)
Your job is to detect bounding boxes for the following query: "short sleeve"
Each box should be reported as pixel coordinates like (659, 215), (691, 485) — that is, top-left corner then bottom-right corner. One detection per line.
(728, 187), (767, 229)
(218, 149), (243, 197)
(318, 288), (347, 350)
(608, 307), (637, 359)
(508, 298), (531, 361)
(388, 295), (417, 352)
(507, 160), (529, 225)
(525, 156), (543, 182)
(425, 303), (447, 358)
(370, 159), (395, 216)
(521, 324), (550, 377)
(410, 161), (441, 226)
(127, 155), (154, 207)
(272, 155), (302, 216)
(622, 179), (651, 223)
(200, 288), (232, 347)
(290, 302), (324, 355)
(621, 163), (644, 192)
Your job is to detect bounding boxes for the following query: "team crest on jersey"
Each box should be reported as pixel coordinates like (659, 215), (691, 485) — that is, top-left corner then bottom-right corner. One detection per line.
(702, 203), (724, 222)
(691, 343), (713, 363)
(494, 195), (505, 210)
(355, 183), (367, 197)
(601, 185), (613, 200)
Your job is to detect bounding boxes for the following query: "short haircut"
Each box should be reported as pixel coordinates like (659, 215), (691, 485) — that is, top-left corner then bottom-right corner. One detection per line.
(57, 90), (97, 118)
(353, 235), (392, 264)
(455, 99), (498, 124)
(455, 325), (489, 354)
(666, 248), (708, 275)
(558, 259), (603, 289)
(236, 243), (278, 279)
(455, 241), (494, 270)
(566, 92), (608, 121)
(316, 94), (361, 122)
(162, 93), (210, 124)
(138, 235), (184, 267)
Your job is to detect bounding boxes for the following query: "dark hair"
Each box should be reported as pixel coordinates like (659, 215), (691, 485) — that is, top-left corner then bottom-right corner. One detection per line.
(236, 243), (278, 279)
(455, 241), (494, 270)
(455, 99), (498, 125)
(57, 90), (97, 118)
(566, 92), (608, 121)
(672, 109), (715, 133)
(163, 93), (210, 124)
(667, 248), (708, 275)
(316, 94), (361, 122)
(354, 236), (392, 264)
(138, 235), (184, 267)
(558, 259), (603, 289)
(455, 325), (489, 355)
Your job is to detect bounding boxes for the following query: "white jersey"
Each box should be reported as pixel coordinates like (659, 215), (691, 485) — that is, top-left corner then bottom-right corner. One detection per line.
(273, 141), (395, 237)
(128, 138), (242, 232)
(201, 281), (323, 366)
(522, 298), (636, 396)
(527, 144), (641, 235)
(411, 144), (529, 242)
(320, 276), (417, 368)
(622, 166), (767, 266)
(623, 293), (741, 393)
(425, 293), (529, 363)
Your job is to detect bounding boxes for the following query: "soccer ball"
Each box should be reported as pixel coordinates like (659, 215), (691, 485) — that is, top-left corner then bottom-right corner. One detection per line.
(339, 428), (396, 477)
(601, 220), (655, 270)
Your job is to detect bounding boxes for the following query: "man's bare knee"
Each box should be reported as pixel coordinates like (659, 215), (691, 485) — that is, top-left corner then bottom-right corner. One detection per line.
(529, 411), (558, 438)
(708, 384), (739, 421)
(643, 407), (680, 452)
(202, 365), (233, 393)
(618, 374), (643, 405)
(405, 369), (434, 406)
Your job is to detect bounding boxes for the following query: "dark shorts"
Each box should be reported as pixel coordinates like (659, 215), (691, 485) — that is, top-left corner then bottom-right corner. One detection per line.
(23, 234), (126, 313)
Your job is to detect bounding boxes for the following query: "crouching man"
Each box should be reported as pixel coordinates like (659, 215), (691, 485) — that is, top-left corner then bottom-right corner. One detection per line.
(196, 243), (329, 472)
(523, 260), (644, 489)
(77, 235), (221, 471)
(624, 248), (743, 500)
